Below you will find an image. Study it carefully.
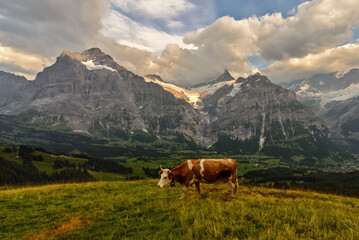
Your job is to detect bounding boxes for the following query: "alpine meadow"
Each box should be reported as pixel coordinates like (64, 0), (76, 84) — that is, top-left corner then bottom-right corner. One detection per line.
(1, 0), (359, 239)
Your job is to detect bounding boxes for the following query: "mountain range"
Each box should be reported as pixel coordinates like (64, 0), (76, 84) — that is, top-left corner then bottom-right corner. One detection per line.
(0, 48), (355, 166)
(282, 69), (359, 149)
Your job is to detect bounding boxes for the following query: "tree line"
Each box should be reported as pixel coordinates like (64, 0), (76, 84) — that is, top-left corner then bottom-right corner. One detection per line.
(0, 145), (94, 185)
(243, 167), (359, 197)
(0, 157), (93, 185)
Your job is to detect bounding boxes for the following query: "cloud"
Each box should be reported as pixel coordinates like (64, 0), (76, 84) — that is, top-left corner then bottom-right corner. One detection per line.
(0, 0), (110, 78)
(178, 0), (359, 84)
(0, 44), (52, 79)
(0, 0), (108, 57)
(262, 42), (359, 83)
(109, 0), (195, 20)
(0, 0), (359, 86)
(181, 14), (284, 81)
(184, 0), (359, 62)
(0, 0), (215, 85)
(108, 0), (215, 34)
(100, 9), (189, 52)
(259, 0), (359, 61)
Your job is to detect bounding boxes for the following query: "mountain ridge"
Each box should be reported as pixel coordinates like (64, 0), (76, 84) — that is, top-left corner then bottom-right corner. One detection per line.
(283, 69), (359, 150)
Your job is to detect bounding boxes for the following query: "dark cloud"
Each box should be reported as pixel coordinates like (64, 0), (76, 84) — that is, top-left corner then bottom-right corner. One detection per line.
(0, 0), (108, 57)
(0, 62), (36, 76)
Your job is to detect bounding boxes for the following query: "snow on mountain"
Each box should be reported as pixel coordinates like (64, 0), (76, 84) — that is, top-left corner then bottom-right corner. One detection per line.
(309, 82), (359, 107)
(283, 69), (359, 146)
(285, 69), (359, 111)
(228, 82), (243, 97)
(81, 60), (117, 72)
(144, 72), (237, 109)
(144, 75), (201, 108)
(189, 79), (236, 96)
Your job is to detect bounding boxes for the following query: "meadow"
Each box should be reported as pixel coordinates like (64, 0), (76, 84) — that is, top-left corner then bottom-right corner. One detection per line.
(1, 180), (358, 240)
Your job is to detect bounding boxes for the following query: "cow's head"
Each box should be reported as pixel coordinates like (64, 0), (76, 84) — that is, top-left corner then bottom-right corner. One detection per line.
(157, 166), (174, 188)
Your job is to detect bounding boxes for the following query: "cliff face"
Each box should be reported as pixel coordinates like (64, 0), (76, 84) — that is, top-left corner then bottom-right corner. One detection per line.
(0, 71), (29, 113)
(199, 74), (327, 154)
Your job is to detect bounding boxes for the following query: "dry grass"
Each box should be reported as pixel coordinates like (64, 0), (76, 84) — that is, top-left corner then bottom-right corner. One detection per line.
(27, 218), (92, 240)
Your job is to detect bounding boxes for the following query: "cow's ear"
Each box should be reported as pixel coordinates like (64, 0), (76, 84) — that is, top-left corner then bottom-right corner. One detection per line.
(158, 170), (163, 176)
(169, 171), (174, 179)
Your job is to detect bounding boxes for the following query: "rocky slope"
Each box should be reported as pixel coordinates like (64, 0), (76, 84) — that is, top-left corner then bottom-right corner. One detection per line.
(0, 71), (29, 112)
(199, 73), (330, 156)
(283, 69), (359, 147)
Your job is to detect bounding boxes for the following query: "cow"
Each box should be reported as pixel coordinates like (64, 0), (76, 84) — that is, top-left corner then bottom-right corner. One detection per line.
(157, 159), (239, 199)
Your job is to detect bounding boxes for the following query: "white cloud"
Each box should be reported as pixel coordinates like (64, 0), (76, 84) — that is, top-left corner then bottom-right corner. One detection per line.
(179, 0), (359, 83)
(109, 0), (195, 20)
(262, 42), (359, 82)
(184, 0), (359, 63)
(100, 9), (190, 52)
(182, 14), (284, 79)
(259, 0), (359, 61)
(0, 0), (109, 57)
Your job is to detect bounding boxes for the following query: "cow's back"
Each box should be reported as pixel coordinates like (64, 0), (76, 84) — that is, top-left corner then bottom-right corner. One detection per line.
(190, 159), (236, 183)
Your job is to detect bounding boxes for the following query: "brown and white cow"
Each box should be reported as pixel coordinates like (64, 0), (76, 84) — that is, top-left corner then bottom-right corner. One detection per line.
(157, 159), (239, 199)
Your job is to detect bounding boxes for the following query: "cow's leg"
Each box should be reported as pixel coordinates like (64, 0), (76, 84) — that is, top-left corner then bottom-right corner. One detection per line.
(195, 182), (200, 194)
(228, 181), (236, 196)
(180, 185), (188, 199)
(234, 181), (239, 194)
(229, 169), (239, 196)
(233, 169), (239, 194)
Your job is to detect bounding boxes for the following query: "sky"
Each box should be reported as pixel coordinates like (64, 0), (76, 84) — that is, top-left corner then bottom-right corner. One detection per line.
(0, 0), (359, 86)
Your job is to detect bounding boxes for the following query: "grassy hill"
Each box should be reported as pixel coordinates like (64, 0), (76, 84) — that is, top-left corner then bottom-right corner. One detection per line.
(1, 180), (358, 239)
(0, 146), (87, 175)
(0, 146), (129, 182)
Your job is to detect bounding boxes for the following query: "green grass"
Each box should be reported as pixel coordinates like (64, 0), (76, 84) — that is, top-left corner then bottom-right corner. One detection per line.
(0, 147), (126, 180)
(87, 170), (125, 181)
(0, 147), (87, 174)
(0, 181), (358, 239)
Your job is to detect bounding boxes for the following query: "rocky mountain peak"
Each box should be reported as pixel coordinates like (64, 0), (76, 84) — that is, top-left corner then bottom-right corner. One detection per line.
(145, 74), (167, 83)
(59, 48), (127, 72)
(191, 70), (234, 88)
(246, 72), (269, 82)
(222, 69), (233, 78)
(82, 47), (103, 55)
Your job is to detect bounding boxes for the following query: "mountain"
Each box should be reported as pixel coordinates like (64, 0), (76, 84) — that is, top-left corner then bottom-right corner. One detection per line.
(144, 70), (237, 109)
(144, 72), (350, 163)
(0, 48), (209, 145)
(191, 69), (234, 88)
(198, 73), (337, 161)
(0, 71), (29, 113)
(0, 48), (353, 165)
(283, 69), (359, 148)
